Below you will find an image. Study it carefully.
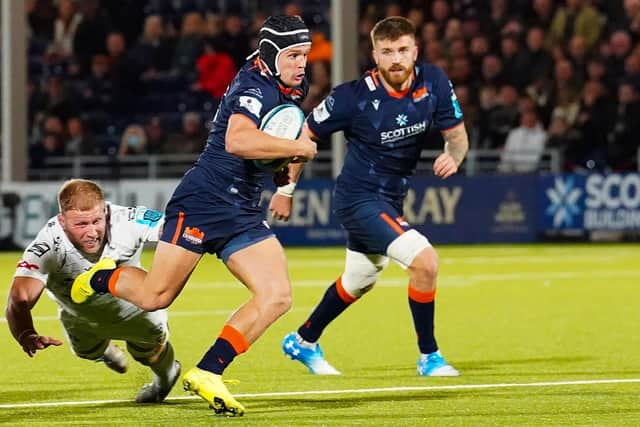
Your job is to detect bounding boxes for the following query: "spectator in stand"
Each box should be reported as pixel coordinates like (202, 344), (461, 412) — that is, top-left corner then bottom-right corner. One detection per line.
(130, 14), (175, 81)
(550, 86), (580, 128)
(626, 0), (640, 39)
(46, 0), (82, 62)
(469, 34), (490, 77)
(483, 84), (521, 149)
(192, 40), (236, 99)
(212, 14), (250, 71)
(301, 61), (331, 115)
(500, 33), (531, 90)
(552, 58), (580, 106)
(423, 39), (444, 65)
(30, 132), (66, 170)
(487, 0), (511, 42)
(525, 0), (557, 30)
(460, 9), (483, 40)
(586, 56), (615, 93)
(607, 82), (640, 170)
(27, 0), (56, 42)
(480, 54), (504, 87)
(624, 53), (640, 89)
(499, 108), (547, 173)
(524, 27), (554, 83)
(450, 56), (473, 86)
(550, 0), (602, 50)
(172, 12), (206, 80)
(407, 7), (425, 31)
(566, 80), (615, 170)
(420, 21), (440, 44)
(81, 54), (114, 112)
(307, 32), (332, 65)
(606, 30), (633, 85)
(106, 32), (142, 112)
(42, 115), (66, 138)
(40, 75), (78, 122)
(118, 124), (147, 155)
(430, 0), (451, 35)
(73, 0), (110, 76)
(144, 116), (169, 154)
(567, 35), (590, 85)
(167, 112), (207, 154)
(65, 116), (98, 156)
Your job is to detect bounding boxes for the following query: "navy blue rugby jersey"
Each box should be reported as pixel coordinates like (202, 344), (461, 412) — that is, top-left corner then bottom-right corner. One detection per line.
(307, 63), (463, 205)
(194, 58), (307, 206)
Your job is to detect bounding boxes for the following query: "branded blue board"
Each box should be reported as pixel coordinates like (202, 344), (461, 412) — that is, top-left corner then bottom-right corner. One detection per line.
(539, 173), (640, 231)
(263, 175), (538, 245)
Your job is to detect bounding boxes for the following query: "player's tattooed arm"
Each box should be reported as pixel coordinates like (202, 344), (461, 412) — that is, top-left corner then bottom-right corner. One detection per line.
(442, 123), (469, 167)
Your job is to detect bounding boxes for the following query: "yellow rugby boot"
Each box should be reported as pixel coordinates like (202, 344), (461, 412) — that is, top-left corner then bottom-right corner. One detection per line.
(70, 258), (116, 303)
(182, 367), (245, 416)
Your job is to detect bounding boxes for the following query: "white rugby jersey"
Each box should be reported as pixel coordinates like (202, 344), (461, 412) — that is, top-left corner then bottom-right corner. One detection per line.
(14, 203), (164, 321)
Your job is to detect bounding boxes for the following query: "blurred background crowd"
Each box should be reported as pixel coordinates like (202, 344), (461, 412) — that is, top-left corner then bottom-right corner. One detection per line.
(24, 0), (640, 174)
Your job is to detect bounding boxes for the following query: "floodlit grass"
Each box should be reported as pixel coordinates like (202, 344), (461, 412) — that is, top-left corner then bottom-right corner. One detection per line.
(1, 244), (639, 425)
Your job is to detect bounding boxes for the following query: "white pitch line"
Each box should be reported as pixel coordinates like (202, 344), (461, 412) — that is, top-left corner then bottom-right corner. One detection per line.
(1, 378), (639, 410)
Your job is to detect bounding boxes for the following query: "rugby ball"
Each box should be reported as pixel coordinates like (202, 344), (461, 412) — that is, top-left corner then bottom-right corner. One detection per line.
(254, 104), (305, 171)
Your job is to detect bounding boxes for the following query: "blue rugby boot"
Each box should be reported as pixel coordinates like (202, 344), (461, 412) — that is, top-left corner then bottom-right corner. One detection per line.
(282, 332), (340, 375)
(417, 350), (460, 376)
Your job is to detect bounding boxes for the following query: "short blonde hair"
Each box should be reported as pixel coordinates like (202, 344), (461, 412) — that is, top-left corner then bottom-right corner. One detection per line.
(57, 179), (104, 213)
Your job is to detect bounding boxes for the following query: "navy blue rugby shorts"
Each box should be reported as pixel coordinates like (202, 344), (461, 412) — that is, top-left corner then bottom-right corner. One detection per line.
(335, 199), (413, 255)
(160, 171), (275, 263)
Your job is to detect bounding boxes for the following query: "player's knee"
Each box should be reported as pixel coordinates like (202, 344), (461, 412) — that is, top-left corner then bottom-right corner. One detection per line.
(342, 272), (379, 298)
(129, 341), (167, 365)
(273, 291), (292, 314)
(411, 247), (439, 283)
(138, 292), (174, 311)
(259, 287), (292, 316)
(342, 253), (388, 298)
(74, 343), (109, 361)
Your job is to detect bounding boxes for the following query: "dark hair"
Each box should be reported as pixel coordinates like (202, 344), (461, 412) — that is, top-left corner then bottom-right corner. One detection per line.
(370, 16), (416, 46)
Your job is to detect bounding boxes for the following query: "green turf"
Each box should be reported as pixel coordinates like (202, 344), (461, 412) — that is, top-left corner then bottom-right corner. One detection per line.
(1, 244), (639, 425)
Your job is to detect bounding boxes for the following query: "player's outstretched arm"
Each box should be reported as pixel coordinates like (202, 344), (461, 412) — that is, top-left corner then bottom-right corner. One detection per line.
(434, 122), (469, 179)
(6, 277), (63, 357)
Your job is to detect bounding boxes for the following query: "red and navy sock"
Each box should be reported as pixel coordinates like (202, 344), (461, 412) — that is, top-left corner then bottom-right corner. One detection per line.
(197, 324), (249, 375)
(90, 268), (120, 295)
(298, 276), (356, 343)
(408, 284), (438, 354)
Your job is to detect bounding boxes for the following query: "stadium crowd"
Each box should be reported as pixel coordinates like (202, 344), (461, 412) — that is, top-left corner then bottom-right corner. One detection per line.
(25, 0), (640, 175)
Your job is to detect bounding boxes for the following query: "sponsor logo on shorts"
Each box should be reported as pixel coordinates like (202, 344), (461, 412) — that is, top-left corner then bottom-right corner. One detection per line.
(17, 260), (39, 270)
(183, 226), (205, 245)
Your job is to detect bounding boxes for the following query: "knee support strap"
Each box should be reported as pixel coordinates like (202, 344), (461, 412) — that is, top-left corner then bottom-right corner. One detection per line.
(340, 249), (389, 298)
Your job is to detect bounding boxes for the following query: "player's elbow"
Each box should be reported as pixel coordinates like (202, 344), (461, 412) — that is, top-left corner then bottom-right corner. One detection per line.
(225, 137), (243, 156)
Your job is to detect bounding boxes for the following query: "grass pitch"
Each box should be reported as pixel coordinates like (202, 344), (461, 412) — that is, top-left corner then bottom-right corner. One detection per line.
(1, 244), (639, 426)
